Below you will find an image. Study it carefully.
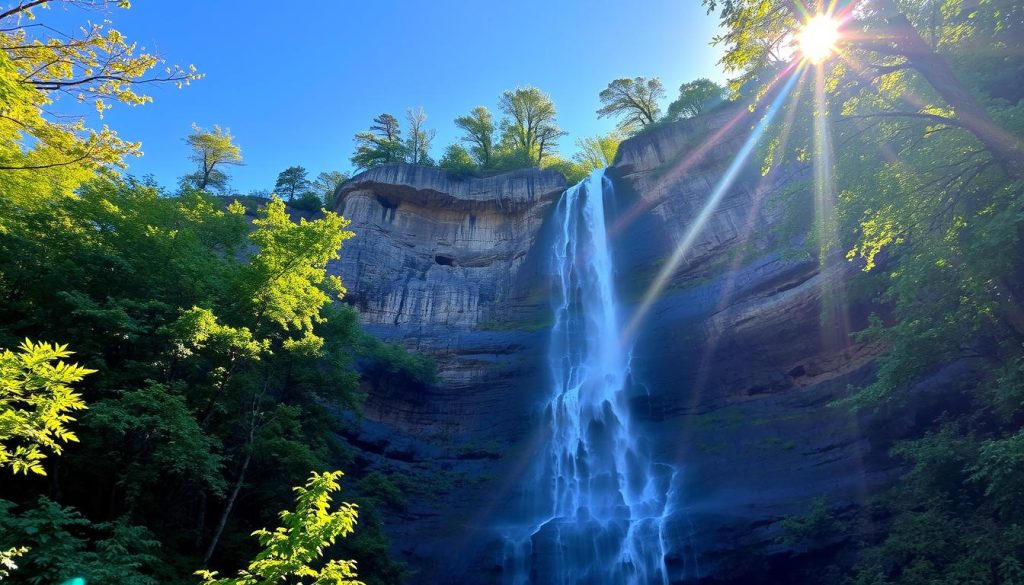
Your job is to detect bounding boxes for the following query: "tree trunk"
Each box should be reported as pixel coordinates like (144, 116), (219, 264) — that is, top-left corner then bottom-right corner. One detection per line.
(202, 448), (251, 565)
(876, 0), (1024, 178)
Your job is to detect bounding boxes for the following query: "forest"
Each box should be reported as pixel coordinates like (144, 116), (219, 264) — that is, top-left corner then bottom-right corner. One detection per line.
(1, 0), (1024, 584)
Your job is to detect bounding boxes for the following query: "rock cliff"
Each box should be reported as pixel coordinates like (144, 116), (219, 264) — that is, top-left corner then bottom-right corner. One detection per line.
(329, 110), (960, 583)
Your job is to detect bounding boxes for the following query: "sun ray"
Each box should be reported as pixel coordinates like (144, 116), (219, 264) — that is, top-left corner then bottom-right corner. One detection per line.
(622, 65), (806, 344)
(608, 63), (801, 239)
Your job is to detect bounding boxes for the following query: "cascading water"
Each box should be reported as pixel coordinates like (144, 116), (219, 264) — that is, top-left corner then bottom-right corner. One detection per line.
(502, 169), (693, 584)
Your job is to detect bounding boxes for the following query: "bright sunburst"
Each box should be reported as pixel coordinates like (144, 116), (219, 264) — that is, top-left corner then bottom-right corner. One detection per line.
(798, 14), (840, 64)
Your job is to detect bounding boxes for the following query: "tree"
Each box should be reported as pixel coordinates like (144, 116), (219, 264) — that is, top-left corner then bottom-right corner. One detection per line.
(596, 77), (665, 131)
(664, 78), (725, 121)
(704, 0), (1024, 178)
(454, 107), (496, 167)
(196, 470), (363, 585)
(0, 1), (200, 218)
(498, 87), (566, 165)
(404, 107), (436, 166)
(0, 340), (93, 476)
(0, 1), (199, 195)
(182, 125), (244, 193)
(704, 1), (1024, 582)
(438, 143), (477, 176)
(313, 171), (349, 205)
(0, 497), (160, 585)
(573, 132), (623, 171)
(535, 124), (568, 165)
(351, 113), (406, 170)
(274, 166), (312, 202)
(0, 172), (414, 582)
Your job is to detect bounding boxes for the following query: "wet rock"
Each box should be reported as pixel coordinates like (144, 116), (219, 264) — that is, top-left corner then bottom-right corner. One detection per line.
(329, 117), (960, 583)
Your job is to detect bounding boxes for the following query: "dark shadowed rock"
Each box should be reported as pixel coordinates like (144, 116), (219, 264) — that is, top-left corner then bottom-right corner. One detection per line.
(327, 120), (962, 584)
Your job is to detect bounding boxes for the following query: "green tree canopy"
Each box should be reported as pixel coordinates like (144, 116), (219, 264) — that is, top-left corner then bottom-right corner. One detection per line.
(313, 171), (349, 205)
(438, 143), (477, 176)
(572, 132), (623, 170)
(0, 0), (199, 218)
(182, 124), (244, 193)
(274, 166), (312, 201)
(663, 78), (725, 121)
(454, 107), (496, 167)
(351, 113), (407, 170)
(498, 87), (566, 165)
(705, 0), (1024, 582)
(596, 77), (665, 131)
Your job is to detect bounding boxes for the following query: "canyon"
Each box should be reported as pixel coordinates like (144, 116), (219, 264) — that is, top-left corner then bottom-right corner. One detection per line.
(328, 107), (962, 583)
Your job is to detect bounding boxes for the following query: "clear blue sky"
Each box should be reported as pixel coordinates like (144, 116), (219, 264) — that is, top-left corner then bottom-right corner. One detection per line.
(61, 0), (726, 192)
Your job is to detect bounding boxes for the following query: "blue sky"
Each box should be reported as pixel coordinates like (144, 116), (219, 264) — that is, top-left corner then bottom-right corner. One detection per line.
(56, 1), (726, 192)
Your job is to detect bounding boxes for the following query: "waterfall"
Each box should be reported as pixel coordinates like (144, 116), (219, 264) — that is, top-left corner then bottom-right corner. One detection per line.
(502, 169), (687, 584)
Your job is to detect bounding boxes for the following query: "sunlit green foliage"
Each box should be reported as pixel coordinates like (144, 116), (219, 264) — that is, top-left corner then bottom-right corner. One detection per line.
(438, 143), (478, 177)
(663, 78), (726, 121)
(596, 77), (665, 131)
(708, 0), (1024, 581)
(182, 125), (245, 193)
(351, 114), (407, 170)
(196, 471), (363, 585)
(573, 132), (622, 170)
(0, 0), (200, 209)
(0, 546), (26, 580)
(454, 107), (496, 168)
(0, 340), (93, 475)
(498, 87), (566, 165)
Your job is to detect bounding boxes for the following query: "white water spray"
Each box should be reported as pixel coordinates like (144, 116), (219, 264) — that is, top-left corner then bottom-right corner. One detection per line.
(502, 169), (689, 584)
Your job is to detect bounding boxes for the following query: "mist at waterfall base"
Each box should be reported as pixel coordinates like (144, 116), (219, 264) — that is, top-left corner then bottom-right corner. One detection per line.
(498, 170), (699, 584)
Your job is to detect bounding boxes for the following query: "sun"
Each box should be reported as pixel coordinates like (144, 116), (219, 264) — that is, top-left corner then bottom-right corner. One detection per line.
(798, 14), (841, 64)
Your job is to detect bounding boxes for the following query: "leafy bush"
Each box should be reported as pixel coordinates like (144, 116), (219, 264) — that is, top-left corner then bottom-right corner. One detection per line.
(0, 497), (160, 585)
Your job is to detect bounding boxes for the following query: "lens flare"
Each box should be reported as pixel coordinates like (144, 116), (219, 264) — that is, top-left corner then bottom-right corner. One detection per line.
(798, 14), (840, 64)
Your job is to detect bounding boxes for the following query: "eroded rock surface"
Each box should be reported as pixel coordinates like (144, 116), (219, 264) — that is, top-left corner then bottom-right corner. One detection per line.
(329, 112), (958, 583)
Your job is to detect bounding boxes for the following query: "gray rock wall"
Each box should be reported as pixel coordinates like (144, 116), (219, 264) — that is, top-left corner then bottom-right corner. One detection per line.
(327, 113), (955, 583)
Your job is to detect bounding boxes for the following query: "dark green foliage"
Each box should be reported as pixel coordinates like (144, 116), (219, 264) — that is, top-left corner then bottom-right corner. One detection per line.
(273, 166), (312, 202)
(351, 114), (408, 170)
(705, 0), (1024, 581)
(289, 192), (326, 213)
(0, 177), (409, 583)
(779, 497), (842, 550)
(358, 336), (437, 390)
(0, 497), (160, 585)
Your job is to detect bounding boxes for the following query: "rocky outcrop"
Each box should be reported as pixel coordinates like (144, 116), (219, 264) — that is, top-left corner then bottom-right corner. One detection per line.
(329, 111), (961, 584)
(332, 164), (565, 329)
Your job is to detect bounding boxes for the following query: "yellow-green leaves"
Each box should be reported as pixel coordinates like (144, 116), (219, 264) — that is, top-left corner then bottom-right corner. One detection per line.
(244, 197), (354, 337)
(0, 340), (93, 476)
(165, 307), (268, 362)
(182, 125), (244, 193)
(196, 470), (364, 585)
(0, 3), (201, 202)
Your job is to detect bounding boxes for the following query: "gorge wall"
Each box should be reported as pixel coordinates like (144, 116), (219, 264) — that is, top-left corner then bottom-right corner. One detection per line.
(328, 108), (960, 583)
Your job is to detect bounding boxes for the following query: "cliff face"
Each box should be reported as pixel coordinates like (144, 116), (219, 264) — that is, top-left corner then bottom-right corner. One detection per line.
(329, 112), (960, 583)
(333, 164), (565, 329)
